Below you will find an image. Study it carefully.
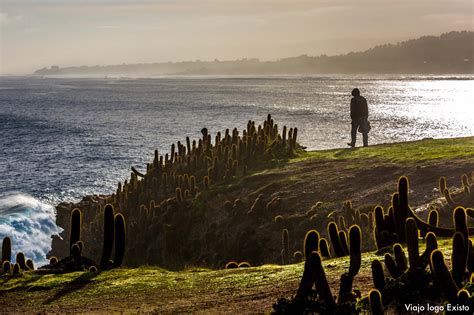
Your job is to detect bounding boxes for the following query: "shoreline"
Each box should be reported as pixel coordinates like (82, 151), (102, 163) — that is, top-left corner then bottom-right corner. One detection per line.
(1, 133), (473, 311)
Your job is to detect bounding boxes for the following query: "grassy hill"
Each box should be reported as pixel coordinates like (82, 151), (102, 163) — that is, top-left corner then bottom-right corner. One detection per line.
(1, 137), (473, 312)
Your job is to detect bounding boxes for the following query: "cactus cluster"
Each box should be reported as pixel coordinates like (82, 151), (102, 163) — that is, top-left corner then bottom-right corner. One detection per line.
(372, 176), (474, 252)
(53, 115), (300, 269)
(368, 210), (474, 311)
(275, 172), (474, 313)
(371, 177), (410, 250)
(274, 225), (362, 313)
(325, 200), (374, 252)
(440, 173), (474, 209)
(34, 204), (126, 273)
(0, 236), (35, 276)
(224, 261), (251, 269)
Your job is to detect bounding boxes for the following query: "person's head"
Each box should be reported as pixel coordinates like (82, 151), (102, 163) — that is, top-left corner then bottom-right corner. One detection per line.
(351, 88), (360, 97)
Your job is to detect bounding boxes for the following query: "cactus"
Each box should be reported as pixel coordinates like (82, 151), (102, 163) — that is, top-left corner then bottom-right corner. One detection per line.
(77, 240), (84, 253)
(281, 229), (290, 265)
(70, 208), (81, 255)
(16, 252), (26, 270)
(100, 204), (115, 269)
(303, 230), (319, 260)
(13, 263), (21, 275)
(319, 238), (331, 258)
(393, 243), (408, 273)
(2, 261), (11, 274)
(26, 259), (34, 271)
(225, 261), (238, 269)
(371, 260), (385, 291)
(190, 176), (196, 195)
(373, 206), (386, 250)
(451, 232), (467, 286)
(392, 177), (409, 243)
(338, 230), (349, 256)
(374, 206), (385, 231)
(422, 232), (438, 269)
(369, 289), (384, 315)
(405, 218), (419, 271)
(408, 206), (474, 238)
(328, 222), (345, 257)
(293, 251), (303, 263)
(453, 207), (468, 252)
(203, 176), (210, 190)
(385, 253), (402, 278)
(2, 236), (11, 263)
(337, 225), (362, 304)
(428, 209), (438, 227)
(457, 289), (470, 303)
(348, 225), (361, 277)
(311, 252), (336, 308)
(297, 230), (320, 297)
(444, 188), (458, 208)
(439, 176), (446, 196)
(114, 214), (126, 267)
(431, 249), (458, 303)
(71, 243), (82, 269)
(175, 187), (183, 203)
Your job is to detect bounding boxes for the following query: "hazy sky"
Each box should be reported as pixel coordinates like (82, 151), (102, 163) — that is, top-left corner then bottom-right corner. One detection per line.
(1, 0), (473, 74)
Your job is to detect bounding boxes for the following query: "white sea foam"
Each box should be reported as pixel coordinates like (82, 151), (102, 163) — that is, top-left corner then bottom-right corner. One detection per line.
(0, 192), (63, 267)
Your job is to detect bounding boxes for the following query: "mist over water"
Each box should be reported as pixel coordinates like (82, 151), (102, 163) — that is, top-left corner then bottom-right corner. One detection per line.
(0, 75), (472, 264)
(0, 192), (63, 266)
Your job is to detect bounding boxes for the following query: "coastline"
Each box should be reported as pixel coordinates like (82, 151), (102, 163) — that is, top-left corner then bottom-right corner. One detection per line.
(1, 136), (473, 312)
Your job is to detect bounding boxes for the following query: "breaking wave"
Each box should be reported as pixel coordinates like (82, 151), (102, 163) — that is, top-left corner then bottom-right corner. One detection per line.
(0, 192), (62, 267)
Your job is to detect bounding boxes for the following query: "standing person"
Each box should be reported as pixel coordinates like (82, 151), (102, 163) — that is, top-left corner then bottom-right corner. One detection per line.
(347, 88), (369, 147)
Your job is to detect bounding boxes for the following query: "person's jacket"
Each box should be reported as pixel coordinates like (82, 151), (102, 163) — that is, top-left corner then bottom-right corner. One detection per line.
(350, 95), (368, 120)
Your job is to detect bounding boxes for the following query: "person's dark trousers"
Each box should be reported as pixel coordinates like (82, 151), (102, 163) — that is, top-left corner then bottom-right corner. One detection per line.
(350, 118), (368, 147)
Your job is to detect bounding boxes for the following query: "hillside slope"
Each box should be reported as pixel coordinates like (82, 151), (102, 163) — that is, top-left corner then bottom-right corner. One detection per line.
(49, 137), (474, 270)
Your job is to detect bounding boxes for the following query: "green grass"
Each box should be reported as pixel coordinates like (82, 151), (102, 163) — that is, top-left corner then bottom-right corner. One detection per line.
(0, 238), (459, 312)
(292, 137), (474, 163)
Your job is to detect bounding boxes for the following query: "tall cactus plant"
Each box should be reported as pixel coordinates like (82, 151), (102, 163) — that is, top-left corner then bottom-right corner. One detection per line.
(114, 214), (126, 267)
(70, 208), (82, 255)
(2, 237), (11, 263)
(100, 204), (115, 269)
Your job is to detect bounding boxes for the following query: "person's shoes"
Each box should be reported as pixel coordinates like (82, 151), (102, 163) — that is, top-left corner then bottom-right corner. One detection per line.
(347, 143), (355, 148)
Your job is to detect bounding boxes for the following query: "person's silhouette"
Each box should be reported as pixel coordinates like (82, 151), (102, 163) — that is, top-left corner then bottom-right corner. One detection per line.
(347, 88), (369, 147)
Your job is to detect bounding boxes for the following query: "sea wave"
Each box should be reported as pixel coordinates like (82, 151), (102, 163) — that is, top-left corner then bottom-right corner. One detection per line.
(0, 192), (62, 267)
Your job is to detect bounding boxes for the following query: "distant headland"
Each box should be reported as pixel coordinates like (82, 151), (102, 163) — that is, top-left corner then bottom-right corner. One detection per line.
(35, 31), (473, 76)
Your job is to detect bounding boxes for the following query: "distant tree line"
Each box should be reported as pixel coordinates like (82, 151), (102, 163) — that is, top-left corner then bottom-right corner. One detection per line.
(35, 31), (474, 76)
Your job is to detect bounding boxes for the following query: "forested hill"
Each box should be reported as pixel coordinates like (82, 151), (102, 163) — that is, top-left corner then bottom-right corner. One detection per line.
(35, 31), (473, 76)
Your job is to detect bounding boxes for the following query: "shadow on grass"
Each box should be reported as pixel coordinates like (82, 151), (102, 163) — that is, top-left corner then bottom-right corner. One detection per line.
(0, 272), (44, 288)
(42, 271), (101, 305)
(333, 147), (362, 158)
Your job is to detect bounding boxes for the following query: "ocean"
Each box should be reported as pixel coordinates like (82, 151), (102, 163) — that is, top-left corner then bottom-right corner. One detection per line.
(0, 75), (473, 264)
